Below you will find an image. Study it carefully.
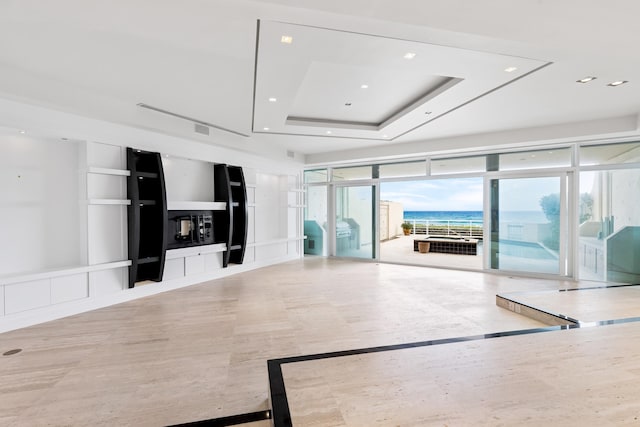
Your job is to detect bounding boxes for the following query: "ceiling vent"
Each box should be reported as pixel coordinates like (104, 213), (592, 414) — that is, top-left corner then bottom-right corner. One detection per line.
(137, 103), (249, 137)
(194, 123), (210, 135)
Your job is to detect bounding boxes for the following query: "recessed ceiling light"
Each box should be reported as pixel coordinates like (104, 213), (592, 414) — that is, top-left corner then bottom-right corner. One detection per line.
(360, 84), (369, 89)
(608, 80), (628, 87)
(164, 154), (169, 158)
(280, 35), (293, 44)
(326, 131), (332, 134)
(404, 52), (416, 60)
(383, 134), (388, 138)
(19, 130), (25, 134)
(576, 76), (597, 83)
(268, 97), (277, 102)
(263, 127), (270, 131)
(504, 66), (518, 73)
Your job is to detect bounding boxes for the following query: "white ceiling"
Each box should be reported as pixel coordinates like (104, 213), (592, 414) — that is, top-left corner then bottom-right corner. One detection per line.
(253, 20), (548, 140)
(0, 0), (639, 161)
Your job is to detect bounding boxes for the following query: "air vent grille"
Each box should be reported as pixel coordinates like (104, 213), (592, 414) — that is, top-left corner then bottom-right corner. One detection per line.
(194, 123), (210, 135)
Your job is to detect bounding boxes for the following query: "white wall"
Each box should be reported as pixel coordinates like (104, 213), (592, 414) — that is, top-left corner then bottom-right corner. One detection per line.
(0, 132), (84, 274)
(163, 157), (215, 202)
(0, 98), (303, 333)
(380, 200), (403, 240)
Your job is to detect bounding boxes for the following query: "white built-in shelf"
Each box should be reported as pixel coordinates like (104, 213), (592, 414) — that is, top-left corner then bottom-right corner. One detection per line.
(245, 184), (257, 188)
(288, 204), (306, 208)
(247, 236), (306, 248)
(0, 260), (132, 286)
(165, 243), (227, 259)
(247, 203), (257, 207)
(167, 201), (226, 211)
(87, 167), (131, 176)
(88, 199), (131, 205)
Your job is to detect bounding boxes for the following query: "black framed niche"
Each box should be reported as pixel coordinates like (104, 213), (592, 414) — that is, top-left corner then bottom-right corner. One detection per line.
(126, 148), (168, 288)
(214, 164), (248, 267)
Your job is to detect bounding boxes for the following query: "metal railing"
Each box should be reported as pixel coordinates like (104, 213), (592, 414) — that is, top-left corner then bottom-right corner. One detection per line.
(404, 219), (483, 238)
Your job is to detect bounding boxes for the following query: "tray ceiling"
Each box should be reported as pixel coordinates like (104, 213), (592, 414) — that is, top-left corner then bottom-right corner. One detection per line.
(253, 21), (550, 140)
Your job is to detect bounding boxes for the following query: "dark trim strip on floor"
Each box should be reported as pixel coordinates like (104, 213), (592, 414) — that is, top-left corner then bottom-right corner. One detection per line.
(267, 317), (640, 427)
(558, 283), (640, 292)
(268, 360), (291, 427)
(268, 325), (568, 427)
(166, 410), (271, 427)
(501, 283), (640, 297)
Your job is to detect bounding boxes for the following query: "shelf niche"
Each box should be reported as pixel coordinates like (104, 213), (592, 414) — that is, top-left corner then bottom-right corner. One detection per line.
(126, 148), (168, 288)
(214, 164), (248, 267)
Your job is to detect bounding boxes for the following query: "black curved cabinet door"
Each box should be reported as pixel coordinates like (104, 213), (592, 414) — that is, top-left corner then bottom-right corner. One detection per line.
(127, 148), (168, 288)
(214, 164), (247, 267)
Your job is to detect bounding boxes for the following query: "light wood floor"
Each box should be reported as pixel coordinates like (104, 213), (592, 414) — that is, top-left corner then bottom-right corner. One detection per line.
(0, 258), (584, 426)
(282, 321), (640, 426)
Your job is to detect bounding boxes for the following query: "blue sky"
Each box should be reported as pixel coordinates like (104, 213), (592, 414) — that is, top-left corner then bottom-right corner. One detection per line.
(381, 177), (560, 211)
(381, 178), (483, 211)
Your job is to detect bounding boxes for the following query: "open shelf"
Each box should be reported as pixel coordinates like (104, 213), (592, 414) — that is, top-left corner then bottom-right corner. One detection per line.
(136, 171), (159, 179)
(165, 243), (227, 259)
(127, 148), (168, 288)
(167, 201), (226, 211)
(87, 166), (131, 176)
(214, 164), (248, 267)
(88, 199), (131, 205)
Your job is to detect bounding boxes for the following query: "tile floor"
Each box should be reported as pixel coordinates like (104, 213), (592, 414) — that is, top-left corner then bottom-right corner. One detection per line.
(0, 258), (594, 426)
(281, 321), (640, 426)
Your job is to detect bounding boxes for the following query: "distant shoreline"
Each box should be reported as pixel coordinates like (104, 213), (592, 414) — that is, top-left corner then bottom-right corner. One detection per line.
(403, 210), (548, 224)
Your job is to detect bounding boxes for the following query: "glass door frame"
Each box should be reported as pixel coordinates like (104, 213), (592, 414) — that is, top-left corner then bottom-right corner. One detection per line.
(483, 170), (574, 278)
(329, 181), (378, 260)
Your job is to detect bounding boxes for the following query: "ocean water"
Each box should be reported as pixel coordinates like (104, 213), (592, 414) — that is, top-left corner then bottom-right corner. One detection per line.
(404, 210), (548, 224)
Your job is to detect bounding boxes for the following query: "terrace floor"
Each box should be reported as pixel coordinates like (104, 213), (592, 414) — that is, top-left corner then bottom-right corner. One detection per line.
(380, 234), (483, 270)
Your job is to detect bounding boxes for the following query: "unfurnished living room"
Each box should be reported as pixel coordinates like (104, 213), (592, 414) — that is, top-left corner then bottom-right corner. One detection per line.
(1, 1), (640, 426)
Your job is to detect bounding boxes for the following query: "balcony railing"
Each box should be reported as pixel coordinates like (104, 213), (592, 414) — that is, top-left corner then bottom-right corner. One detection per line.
(404, 219), (483, 238)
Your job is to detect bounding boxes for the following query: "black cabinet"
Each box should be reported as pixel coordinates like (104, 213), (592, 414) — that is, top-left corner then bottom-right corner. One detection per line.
(214, 164), (248, 267)
(127, 148), (168, 288)
(166, 210), (215, 250)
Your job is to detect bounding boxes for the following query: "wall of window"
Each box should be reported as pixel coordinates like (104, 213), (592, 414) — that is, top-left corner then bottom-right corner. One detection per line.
(304, 141), (640, 283)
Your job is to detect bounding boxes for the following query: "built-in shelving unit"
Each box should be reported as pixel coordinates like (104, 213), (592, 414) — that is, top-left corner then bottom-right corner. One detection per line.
(0, 261), (132, 286)
(167, 201), (226, 211)
(88, 199), (131, 205)
(214, 164), (248, 267)
(127, 148), (168, 288)
(87, 166), (131, 176)
(0, 132), (304, 332)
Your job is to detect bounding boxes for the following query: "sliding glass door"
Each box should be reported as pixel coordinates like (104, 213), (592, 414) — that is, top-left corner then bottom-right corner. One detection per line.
(334, 184), (375, 259)
(488, 175), (568, 275)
